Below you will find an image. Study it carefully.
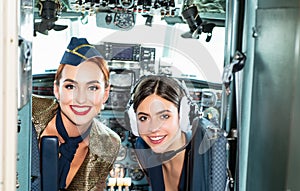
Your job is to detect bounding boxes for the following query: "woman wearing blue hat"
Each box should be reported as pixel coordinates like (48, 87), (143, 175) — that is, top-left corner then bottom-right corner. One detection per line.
(32, 37), (121, 190)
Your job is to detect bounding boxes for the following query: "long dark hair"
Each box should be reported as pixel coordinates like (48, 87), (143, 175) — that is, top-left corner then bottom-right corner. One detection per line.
(132, 75), (186, 112)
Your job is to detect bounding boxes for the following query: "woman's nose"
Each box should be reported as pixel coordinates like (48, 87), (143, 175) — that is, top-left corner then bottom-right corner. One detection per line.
(147, 118), (165, 132)
(75, 88), (87, 104)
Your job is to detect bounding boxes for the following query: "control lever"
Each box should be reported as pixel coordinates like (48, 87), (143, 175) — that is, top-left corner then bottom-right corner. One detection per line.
(222, 51), (246, 95)
(123, 177), (132, 191)
(108, 177), (116, 191)
(201, 22), (216, 42)
(117, 178), (123, 191)
(108, 177), (132, 190)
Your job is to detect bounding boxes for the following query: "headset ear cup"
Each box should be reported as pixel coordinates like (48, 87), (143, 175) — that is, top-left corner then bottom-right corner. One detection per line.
(179, 96), (191, 132)
(124, 104), (139, 136)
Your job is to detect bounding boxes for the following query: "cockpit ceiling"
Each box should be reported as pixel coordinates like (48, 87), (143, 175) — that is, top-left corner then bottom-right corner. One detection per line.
(33, 0), (225, 35)
(34, 0), (182, 19)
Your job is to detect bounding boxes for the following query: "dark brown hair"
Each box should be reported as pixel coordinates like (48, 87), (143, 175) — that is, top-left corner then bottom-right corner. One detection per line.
(132, 75), (186, 112)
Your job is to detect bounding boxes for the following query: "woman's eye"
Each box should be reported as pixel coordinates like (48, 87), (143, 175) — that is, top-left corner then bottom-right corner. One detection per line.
(160, 114), (169, 120)
(88, 85), (99, 91)
(138, 116), (148, 122)
(65, 84), (75, 90)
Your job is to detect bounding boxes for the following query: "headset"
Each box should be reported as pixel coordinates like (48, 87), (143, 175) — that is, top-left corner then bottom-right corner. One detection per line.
(124, 75), (199, 136)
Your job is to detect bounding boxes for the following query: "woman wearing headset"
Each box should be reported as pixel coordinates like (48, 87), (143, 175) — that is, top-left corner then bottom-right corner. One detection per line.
(126, 75), (229, 191)
(126, 75), (196, 191)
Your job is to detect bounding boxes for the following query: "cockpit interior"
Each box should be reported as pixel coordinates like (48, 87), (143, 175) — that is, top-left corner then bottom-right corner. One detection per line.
(17, 1), (227, 190)
(1, 0), (300, 190)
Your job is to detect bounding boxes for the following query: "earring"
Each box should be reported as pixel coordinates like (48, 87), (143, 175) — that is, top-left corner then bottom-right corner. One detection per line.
(101, 104), (105, 110)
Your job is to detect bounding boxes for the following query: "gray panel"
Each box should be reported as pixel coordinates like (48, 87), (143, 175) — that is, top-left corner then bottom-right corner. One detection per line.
(286, 25), (300, 191)
(245, 8), (298, 190)
(258, 0), (299, 9)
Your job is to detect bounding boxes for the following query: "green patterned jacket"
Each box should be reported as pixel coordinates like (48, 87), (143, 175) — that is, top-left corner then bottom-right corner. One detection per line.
(32, 95), (121, 191)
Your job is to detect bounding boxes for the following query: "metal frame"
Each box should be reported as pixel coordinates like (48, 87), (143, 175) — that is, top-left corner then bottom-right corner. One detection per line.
(0, 0), (18, 190)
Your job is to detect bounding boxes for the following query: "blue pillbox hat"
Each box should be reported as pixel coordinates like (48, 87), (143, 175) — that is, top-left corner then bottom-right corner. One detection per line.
(60, 37), (102, 66)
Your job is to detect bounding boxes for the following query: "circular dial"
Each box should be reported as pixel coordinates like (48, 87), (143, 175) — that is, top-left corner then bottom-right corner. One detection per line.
(119, 0), (134, 9)
(116, 145), (127, 161)
(129, 165), (145, 181)
(129, 148), (138, 162)
(114, 12), (134, 30)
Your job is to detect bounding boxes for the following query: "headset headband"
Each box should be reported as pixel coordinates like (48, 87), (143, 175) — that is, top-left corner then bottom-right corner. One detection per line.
(124, 75), (199, 136)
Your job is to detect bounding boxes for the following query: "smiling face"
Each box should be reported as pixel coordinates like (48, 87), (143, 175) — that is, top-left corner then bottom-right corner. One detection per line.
(136, 94), (182, 153)
(54, 60), (109, 129)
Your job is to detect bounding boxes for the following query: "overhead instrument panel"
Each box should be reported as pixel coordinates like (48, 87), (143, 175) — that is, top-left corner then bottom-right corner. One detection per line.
(33, 0), (225, 35)
(50, 0), (181, 31)
(96, 10), (136, 30)
(118, 0), (135, 9)
(114, 12), (135, 29)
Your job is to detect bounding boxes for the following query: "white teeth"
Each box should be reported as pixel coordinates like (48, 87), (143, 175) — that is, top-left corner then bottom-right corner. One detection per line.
(149, 136), (164, 141)
(72, 106), (89, 113)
